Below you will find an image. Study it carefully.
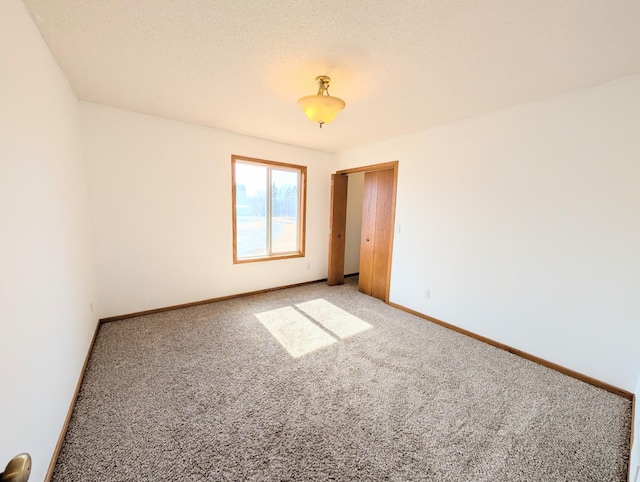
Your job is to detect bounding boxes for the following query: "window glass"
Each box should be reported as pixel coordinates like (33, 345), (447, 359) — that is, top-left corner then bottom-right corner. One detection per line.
(234, 163), (267, 257)
(271, 168), (299, 254)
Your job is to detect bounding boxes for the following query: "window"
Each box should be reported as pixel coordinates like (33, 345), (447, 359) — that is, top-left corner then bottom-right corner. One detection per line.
(232, 155), (307, 263)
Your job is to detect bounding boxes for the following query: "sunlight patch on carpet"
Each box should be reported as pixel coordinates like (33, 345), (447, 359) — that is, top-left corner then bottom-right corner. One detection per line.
(256, 306), (336, 358)
(296, 298), (372, 339)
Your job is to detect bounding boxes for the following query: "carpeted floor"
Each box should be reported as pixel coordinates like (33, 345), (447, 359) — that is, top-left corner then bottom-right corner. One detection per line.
(53, 278), (632, 481)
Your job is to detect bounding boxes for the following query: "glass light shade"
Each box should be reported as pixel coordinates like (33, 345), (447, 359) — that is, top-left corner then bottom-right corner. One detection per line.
(297, 94), (346, 125)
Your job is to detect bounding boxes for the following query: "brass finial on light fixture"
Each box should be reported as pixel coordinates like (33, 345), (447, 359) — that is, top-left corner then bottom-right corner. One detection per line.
(0, 453), (31, 482)
(297, 75), (346, 128)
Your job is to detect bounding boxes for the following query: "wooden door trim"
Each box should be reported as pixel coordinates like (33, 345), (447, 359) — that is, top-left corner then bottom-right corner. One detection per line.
(328, 161), (398, 303)
(337, 160), (398, 175)
(386, 165), (398, 302)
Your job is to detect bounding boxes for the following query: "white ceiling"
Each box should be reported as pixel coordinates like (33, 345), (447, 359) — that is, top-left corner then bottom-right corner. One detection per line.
(22, 0), (640, 153)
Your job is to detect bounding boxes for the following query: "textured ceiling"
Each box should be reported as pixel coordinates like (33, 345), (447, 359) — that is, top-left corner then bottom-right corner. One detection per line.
(22, 0), (640, 152)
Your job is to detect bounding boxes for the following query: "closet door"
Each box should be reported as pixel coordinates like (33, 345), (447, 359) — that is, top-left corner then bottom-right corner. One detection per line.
(359, 171), (378, 295)
(359, 169), (394, 300)
(327, 174), (348, 285)
(370, 169), (394, 300)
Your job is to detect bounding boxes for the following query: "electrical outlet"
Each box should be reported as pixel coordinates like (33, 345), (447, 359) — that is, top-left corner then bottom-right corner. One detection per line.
(306, 262), (311, 270)
(424, 288), (431, 299)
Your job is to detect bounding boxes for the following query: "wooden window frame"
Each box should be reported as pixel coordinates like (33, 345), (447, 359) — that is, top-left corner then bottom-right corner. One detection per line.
(232, 155), (307, 264)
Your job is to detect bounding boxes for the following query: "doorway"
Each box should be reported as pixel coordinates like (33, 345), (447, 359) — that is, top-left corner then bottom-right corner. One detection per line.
(327, 161), (398, 303)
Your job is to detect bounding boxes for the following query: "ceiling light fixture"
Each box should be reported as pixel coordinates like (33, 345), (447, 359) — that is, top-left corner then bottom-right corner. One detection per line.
(297, 75), (346, 128)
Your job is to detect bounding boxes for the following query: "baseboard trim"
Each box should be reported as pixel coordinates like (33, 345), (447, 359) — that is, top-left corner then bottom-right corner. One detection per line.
(631, 394), (636, 482)
(388, 302), (633, 401)
(100, 278), (328, 323)
(45, 319), (101, 481)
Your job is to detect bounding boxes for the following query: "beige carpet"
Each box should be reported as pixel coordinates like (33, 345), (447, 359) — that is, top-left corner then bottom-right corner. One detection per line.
(52, 277), (631, 481)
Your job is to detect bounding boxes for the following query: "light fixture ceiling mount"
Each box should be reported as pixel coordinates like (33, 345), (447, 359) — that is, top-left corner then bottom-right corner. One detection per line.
(297, 75), (346, 128)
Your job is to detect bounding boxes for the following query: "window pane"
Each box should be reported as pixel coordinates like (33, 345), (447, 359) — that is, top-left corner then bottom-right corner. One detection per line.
(271, 169), (299, 253)
(235, 163), (267, 258)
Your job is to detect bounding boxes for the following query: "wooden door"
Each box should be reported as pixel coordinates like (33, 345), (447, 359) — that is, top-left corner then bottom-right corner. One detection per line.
(359, 169), (395, 301)
(359, 171), (378, 295)
(370, 169), (394, 300)
(327, 174), (348, 285)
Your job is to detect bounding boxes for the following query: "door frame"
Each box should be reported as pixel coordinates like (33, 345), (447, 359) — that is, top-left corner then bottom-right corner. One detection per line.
(327, 160), (398, 303)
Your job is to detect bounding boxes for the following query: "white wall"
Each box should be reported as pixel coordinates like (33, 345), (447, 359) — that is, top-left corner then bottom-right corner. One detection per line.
(81, 102), (335, 318)
(337, 75), (640, 392)
(0, 1), (98, 480)
(344, 172), (364, 274)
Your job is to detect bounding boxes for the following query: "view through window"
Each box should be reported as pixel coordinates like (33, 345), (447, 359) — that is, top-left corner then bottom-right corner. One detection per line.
(232, 155), (306, 263)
